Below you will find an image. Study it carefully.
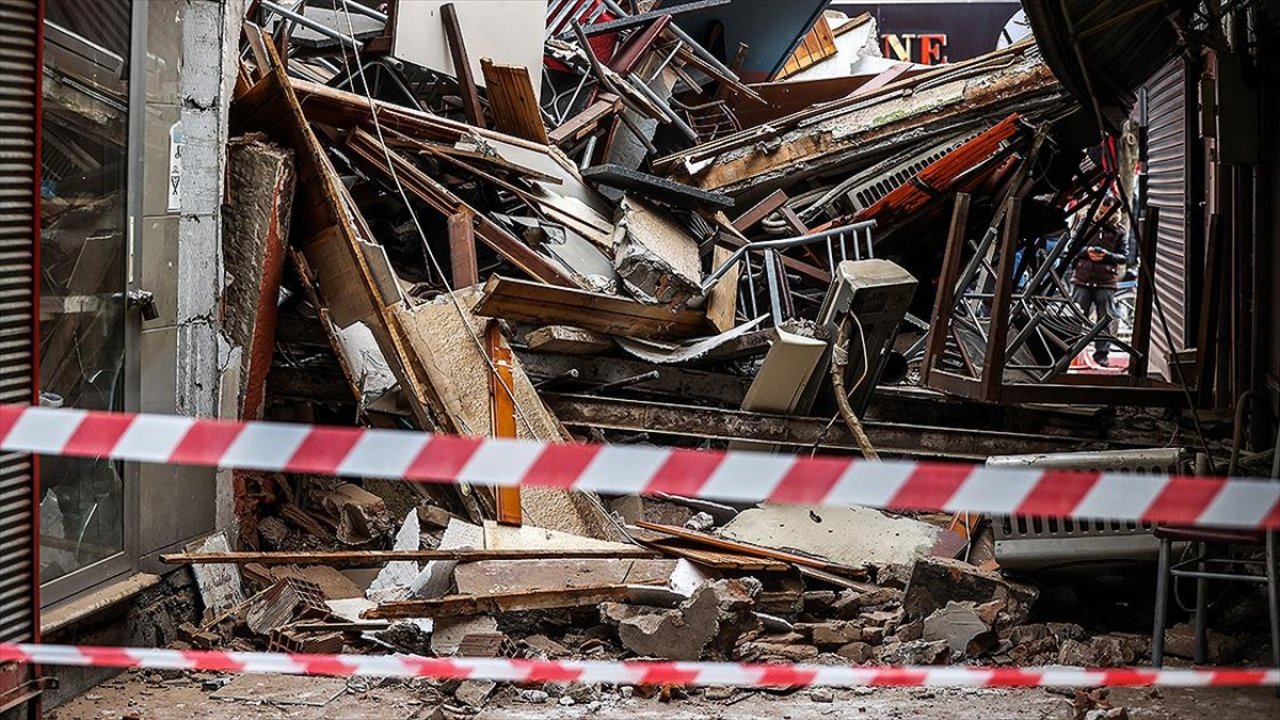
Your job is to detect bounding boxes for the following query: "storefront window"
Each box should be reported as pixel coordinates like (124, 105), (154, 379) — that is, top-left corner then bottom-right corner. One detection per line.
(39, 0), (132, 583)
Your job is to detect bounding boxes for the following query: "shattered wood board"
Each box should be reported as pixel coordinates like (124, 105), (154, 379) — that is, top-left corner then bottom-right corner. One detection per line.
(454, 559), (678, 596)
(720, 505), (940, 569)
(210, 673), (346, 707)
(481, 59), (549, 144)
(389, 288), (564, 440)
(390, 291), (624, 542)
(233, 66), (433, 426)
(474, 275), (711, 340)
(526, 325), (614, 355)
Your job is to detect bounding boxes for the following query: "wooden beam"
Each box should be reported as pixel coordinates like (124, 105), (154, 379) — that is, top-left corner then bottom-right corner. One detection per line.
(731, 190), (788, 232)
(922, 193), (970, 385)
(705, 245), (739, 334)
(479, 58), (549, 144)
(545, 392), (1126, 459)
(161, 548), (658, 566)
(548, 96), (621, 147)
(441, 2), (486, 128)
(635, 522), (868, 579)
(979, 198), (1021, 401)
(488, 322), (523, 526)
(448, 208), (480, 286)
(474, 275), (711, 340)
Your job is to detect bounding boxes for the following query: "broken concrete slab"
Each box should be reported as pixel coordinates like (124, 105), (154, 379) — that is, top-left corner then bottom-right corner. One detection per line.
(719, 504), (940, 570)
(901, 556), (1038, 627)
(610, 495), (696, 527)
(320, 483), (395, 546)
(223, 137), (295, 423)
(613, 196), (703, 309)
(186, 532), (245, 616)
(410, 517), (484, 600)
(877, 639), (952, 665)
(482, 521), (636, 553)
(432, 615), (500, 656)
(367, 508), (421, 602)
(453, 558), (679, 595)
(922, 601), (997, 657)
(607, 578), (761, 660)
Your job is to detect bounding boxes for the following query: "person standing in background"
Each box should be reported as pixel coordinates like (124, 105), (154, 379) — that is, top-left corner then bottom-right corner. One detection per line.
(1071, 197), (1128, 367)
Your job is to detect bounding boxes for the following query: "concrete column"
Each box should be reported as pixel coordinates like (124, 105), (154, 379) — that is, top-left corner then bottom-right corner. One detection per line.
(176, 0), (244, 538)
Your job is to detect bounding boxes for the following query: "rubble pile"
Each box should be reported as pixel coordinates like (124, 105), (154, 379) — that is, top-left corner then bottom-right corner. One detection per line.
(151, 0), (1273, 712)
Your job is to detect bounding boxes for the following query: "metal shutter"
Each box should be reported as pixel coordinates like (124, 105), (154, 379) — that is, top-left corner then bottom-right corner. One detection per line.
(1143, 56), (1189, 382)
(0, 0), (40, 712)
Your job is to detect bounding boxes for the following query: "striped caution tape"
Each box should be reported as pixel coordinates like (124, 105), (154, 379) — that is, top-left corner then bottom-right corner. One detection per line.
(2, 403), (1278, 530)
(2, 644), (1277, 688)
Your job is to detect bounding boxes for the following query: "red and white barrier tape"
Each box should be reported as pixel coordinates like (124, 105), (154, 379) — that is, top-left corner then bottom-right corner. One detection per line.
(2, 644), (1276, 688)
(3, 404), (1278, 529)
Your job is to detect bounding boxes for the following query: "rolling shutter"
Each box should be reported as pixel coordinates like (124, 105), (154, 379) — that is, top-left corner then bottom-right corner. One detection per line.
(0, 0), (41, 714)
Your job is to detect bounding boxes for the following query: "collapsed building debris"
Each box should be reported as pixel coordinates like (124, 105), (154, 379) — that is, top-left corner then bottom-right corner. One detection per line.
(126, 1), (1277, 713)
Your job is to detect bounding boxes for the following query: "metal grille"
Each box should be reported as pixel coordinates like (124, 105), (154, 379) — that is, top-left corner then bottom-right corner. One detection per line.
(988, 448), (1186, 570)
(0, 0), (39, 659)
(1143, 56), (1189, 382)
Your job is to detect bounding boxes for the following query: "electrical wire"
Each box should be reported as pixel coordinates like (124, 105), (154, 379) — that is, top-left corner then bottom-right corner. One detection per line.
(336, 6), (636, 544)
(335, 5), (546, 443)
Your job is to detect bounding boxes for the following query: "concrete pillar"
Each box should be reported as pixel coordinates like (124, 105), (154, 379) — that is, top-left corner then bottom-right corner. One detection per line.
(176, 0), (244, 536)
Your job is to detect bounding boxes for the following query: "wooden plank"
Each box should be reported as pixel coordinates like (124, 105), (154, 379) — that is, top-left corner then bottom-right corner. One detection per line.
(367, 586), (632, 619)
(980, 198), (1021, 401)
(441, 2), (486, 128)
(548, 96), (621, 146)
(488, 321), (523, 526)
(705, 245), (739, 334)
(634, 522), (869, 579)
(921, 193), (971, 385)
(731, 190), (788, 232)
(448, 208), (480, 287)
(161, 548), (658, 566)
(480, 58), (549, 144)
(474, 276), (711, 340)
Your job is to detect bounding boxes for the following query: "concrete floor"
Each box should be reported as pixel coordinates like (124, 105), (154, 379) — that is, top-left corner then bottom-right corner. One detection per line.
(45, 669), (1279, 720)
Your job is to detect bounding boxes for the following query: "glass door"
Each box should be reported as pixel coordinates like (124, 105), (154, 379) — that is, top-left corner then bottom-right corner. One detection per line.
(38, 0), (135, 597)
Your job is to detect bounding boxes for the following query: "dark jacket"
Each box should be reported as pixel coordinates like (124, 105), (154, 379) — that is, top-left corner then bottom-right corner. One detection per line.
(1071, 224), (1127, 288)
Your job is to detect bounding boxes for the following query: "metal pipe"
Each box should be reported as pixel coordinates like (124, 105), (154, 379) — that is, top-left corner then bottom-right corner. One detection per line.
(338, 0), (387, 23)
(590, 370), (660, 394)
(261, 0), (363, 49)
(763, 249), (784, 326)
(627, 74), (699, 142)
(534, 369), (580, 391)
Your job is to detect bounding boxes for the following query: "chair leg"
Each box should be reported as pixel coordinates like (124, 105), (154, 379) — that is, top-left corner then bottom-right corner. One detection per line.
(1265, 531), (1279, 698)
(1152, 536), (1171, 667)
(1194, 542), (1209, 664)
